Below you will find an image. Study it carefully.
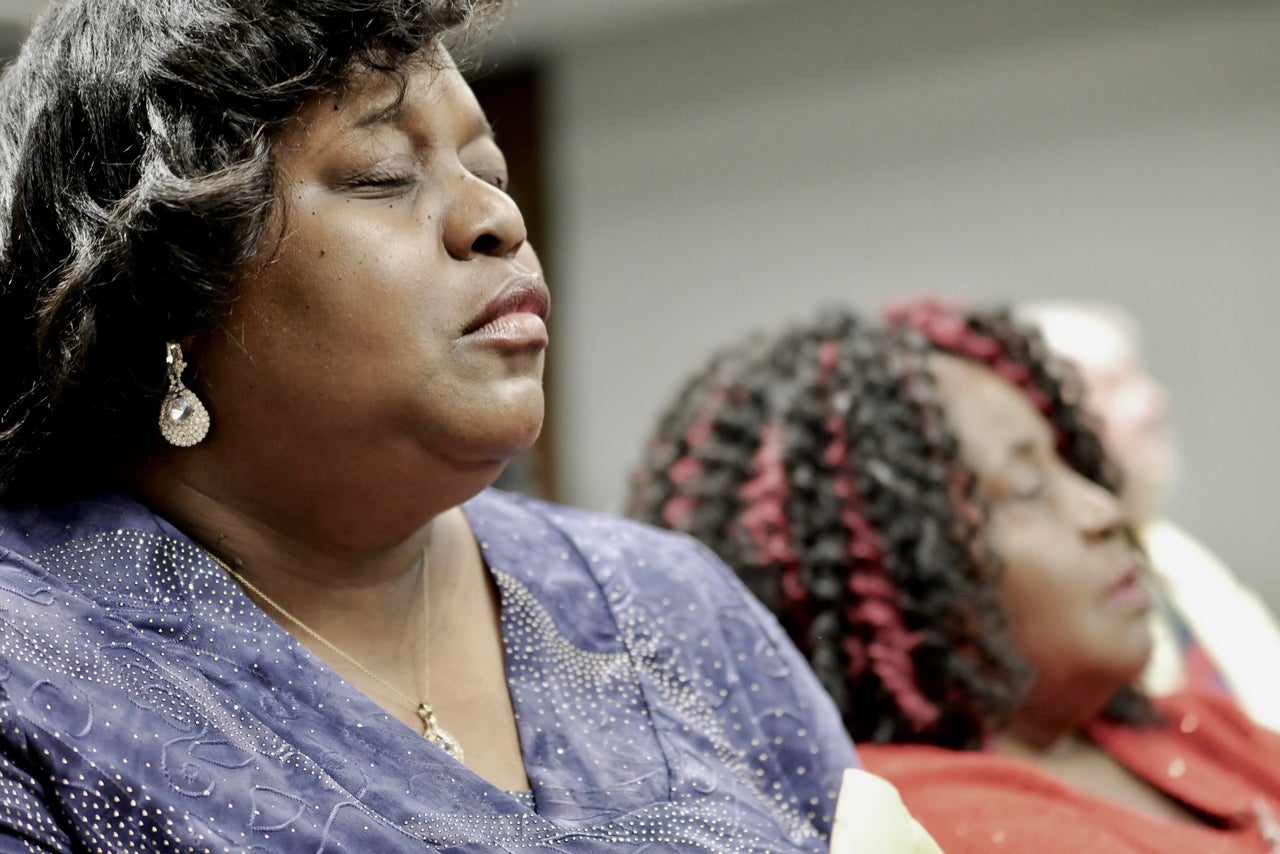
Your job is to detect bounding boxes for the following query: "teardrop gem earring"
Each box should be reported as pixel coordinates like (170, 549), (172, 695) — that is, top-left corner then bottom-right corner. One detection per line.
(159, 341), (210, 447)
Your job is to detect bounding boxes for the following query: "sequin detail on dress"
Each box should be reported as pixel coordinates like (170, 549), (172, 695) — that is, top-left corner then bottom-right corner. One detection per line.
(0, 491), (856, 852)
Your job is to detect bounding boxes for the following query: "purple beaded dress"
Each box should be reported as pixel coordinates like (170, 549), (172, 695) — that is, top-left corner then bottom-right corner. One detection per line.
(0, 490), (856, 852)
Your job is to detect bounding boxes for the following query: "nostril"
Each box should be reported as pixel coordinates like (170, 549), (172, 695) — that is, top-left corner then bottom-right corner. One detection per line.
(471, 233), (501, 256)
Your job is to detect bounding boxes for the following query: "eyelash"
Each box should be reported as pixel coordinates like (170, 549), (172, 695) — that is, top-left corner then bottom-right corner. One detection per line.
(364, 175), (415, 189)
(343, 169), (416, 197)
(344, 163), (507, 196)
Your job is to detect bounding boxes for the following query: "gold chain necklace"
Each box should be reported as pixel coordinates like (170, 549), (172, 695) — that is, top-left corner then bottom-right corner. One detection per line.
(207, 549), (464, 762)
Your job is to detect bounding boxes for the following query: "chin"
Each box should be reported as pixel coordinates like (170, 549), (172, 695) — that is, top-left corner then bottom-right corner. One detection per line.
(436, 383), (544, 472)
(472, 412), (545, 465)
(501, 395), (545, 450)
(1114, 639), (1155, 687)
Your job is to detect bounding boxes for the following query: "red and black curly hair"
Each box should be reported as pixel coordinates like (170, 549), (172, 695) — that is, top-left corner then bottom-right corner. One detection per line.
(627, 297), (1152, 749)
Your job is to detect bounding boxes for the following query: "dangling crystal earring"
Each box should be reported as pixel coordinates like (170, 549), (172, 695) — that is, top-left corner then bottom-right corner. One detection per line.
(159, 341), (210, 447)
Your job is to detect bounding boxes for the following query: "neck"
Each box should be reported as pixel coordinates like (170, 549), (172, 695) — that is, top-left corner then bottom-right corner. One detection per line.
(993, 726), (1094, 762)
(126, 463), (479, 660)
(127, 417), (501, 558)
(130, 417), (503, 555)
(127, 454), (501, 769)
(994, 679), (1120, 755)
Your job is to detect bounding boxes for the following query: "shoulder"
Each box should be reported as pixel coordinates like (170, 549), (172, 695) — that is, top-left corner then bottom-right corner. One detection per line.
(859, 743), (1062, 793)
(858, 743), (1069, 815)
(468, 489), (713, 557)
(1156, 689), (1251, 723)
(1089, 690), (1264, 751)
(1153, 690), (1279, 745)
(467, 491), (856, 837)
(0, 493), (178, 570)
(466, 489), (751, 606)
(466, 489), (796, 658)
(859, 745), (1162, 853)
(0, 493), (202, 611)
(0, 494), (227, 730)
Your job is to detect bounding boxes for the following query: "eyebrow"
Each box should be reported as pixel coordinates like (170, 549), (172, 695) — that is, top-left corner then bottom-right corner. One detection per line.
(353, 96), (405, 129)
(352, 97), (497, 147)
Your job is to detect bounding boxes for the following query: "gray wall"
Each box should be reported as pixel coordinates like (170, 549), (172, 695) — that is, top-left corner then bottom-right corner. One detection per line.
(3, 1), (1277, 608)
(0, 22), (24, 63)
(526, 1), (1280, 605)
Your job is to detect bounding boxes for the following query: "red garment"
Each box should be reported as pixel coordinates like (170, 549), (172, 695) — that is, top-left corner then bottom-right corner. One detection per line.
(860, 692), (1280, 853)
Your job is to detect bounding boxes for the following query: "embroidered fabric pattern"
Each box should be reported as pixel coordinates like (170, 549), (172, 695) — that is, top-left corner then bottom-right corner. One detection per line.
(0, 491), (854, 852)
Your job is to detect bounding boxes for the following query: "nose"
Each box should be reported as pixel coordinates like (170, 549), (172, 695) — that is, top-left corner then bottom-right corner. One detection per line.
(443, 175), (528, 261)
(1068, 471), (1126, 540)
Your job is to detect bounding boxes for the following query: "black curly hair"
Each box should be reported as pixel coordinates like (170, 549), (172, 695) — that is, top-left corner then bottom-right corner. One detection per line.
(0, 0), (506, 505)
(627, 297), (1155, 749)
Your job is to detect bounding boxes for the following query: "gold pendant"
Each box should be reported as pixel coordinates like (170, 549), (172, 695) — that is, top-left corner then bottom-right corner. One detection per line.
(417, 703), (464, 762)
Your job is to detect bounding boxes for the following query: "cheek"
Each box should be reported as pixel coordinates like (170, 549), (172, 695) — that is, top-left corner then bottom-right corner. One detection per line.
(248, 233), (443, 349)
(997, 572), (1042, 641)
(990, 524), (1078, 638)
(278, 181), (445, 293)
(515, 242), (543, 276)
(282, 223), (398, 307)
(997, 569), (1074, 679)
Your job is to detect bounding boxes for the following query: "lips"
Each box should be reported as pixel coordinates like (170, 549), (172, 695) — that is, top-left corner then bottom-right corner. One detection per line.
(463, 273), (551, 338)
(1103, 559), (1153, 613)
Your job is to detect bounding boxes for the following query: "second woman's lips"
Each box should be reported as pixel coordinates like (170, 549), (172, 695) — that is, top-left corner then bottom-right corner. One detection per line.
(1103, 561), (1152, 613)
(464, 273), (551, 337)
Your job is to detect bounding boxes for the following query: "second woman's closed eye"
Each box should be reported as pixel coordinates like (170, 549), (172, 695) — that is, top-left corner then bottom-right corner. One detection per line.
(1005, 468), (1048, 503)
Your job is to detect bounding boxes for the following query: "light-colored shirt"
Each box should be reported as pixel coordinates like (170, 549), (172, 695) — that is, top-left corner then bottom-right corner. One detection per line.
(1140, 517), (1280, 732)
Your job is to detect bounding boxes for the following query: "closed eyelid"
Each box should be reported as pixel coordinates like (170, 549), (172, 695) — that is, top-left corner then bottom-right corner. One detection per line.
(998, 436), (1058, 473)
(1006, 438), (1040, 461)
(323, 152), (417, 189)
(987, 446), (1053, 503)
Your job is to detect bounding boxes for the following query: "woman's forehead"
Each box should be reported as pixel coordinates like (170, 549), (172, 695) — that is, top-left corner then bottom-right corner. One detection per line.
(276, 55), (475, 149)
(283, 45), (451, 119)
(930, 355), (1052, 469)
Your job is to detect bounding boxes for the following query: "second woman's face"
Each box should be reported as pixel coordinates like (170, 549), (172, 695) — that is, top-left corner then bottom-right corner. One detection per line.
(930, 356), (1153, 698)
(194, 51), (549, 527)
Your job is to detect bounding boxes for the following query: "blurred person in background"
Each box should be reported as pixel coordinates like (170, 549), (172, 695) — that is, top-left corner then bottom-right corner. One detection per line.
(629, 299), (1280, 852)
(1022, 301), (1280, 731)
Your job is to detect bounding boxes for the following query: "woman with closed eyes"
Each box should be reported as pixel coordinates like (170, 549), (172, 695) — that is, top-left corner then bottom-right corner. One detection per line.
(630, 298), (1280, 853)
(0, 2), (895, 850)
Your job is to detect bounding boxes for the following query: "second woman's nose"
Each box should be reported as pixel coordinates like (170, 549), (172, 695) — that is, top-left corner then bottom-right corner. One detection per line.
(1069, 472), (1126, 540)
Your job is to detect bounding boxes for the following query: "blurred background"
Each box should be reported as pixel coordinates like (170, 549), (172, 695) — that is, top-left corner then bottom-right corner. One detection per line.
(3, 0), (1278, 607)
